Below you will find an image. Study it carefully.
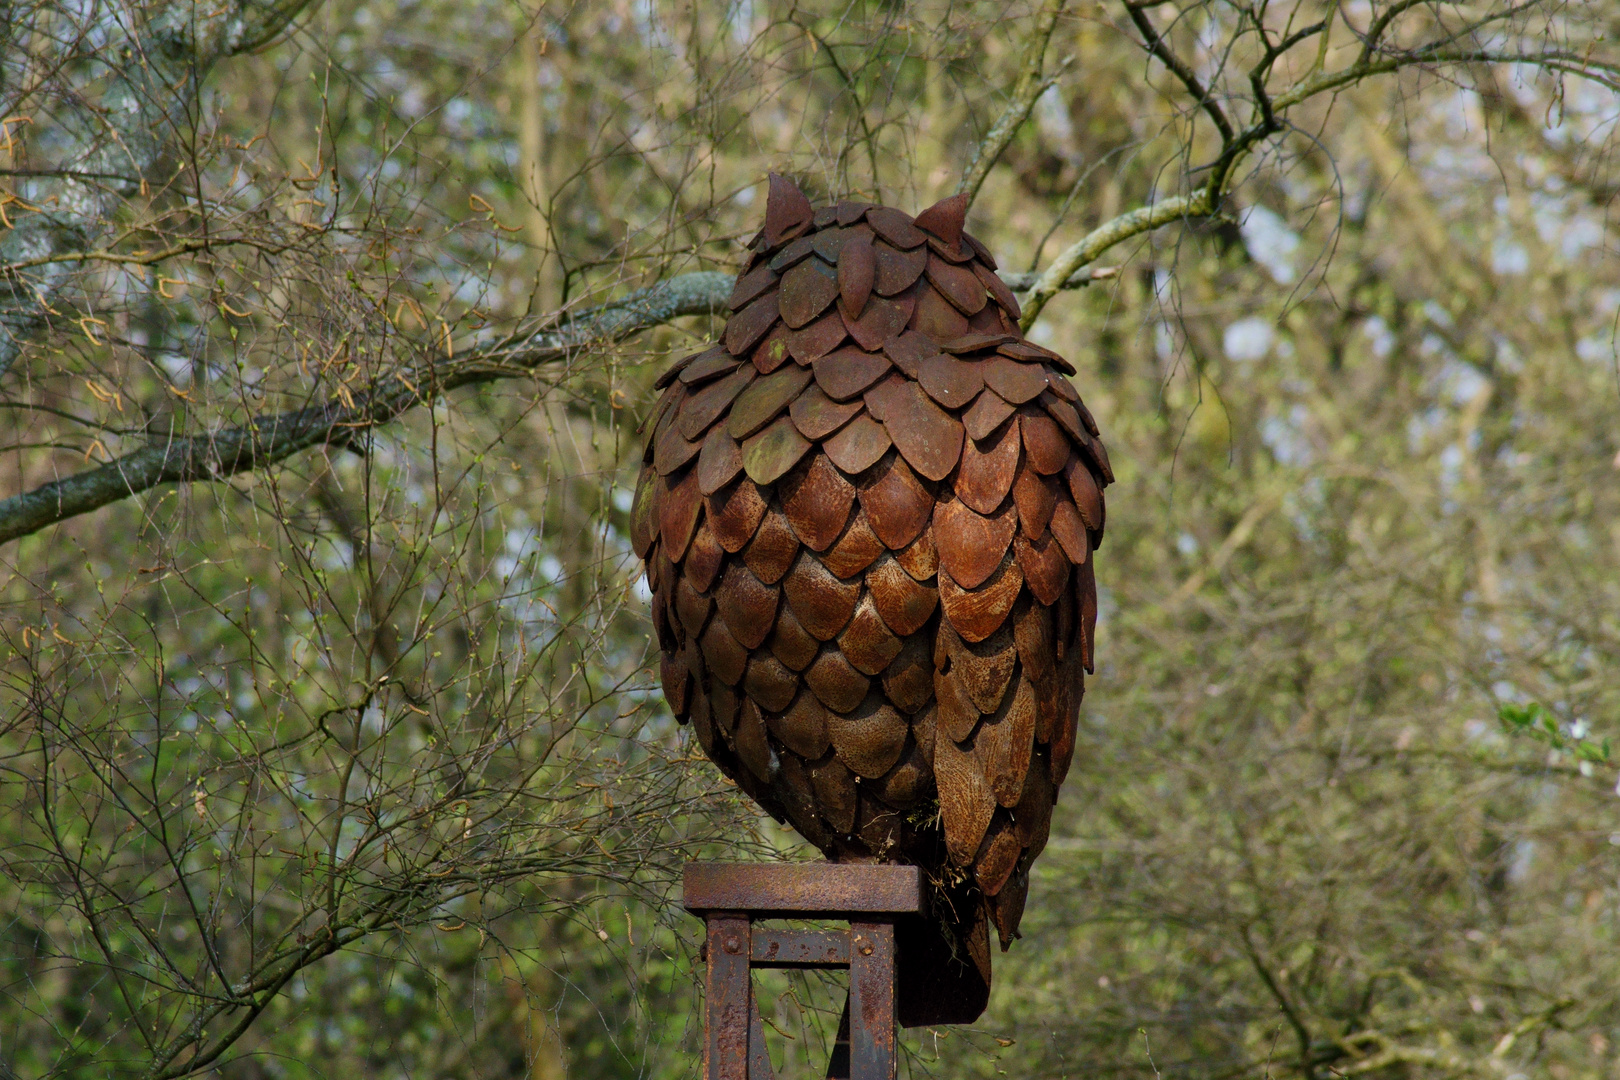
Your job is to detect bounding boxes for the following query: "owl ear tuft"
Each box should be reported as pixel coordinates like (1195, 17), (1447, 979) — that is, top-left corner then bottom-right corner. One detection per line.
(913, 192), (969, 247)
(763, 173), (814, 246)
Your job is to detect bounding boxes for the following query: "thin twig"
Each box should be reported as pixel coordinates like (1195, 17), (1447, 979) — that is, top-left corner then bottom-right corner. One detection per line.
(956, 0), (1072, 206)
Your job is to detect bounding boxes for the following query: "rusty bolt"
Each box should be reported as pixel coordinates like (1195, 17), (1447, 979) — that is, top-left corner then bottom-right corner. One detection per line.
(723, 935), (743, 955)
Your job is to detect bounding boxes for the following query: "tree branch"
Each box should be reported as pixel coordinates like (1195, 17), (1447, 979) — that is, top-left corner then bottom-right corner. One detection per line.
(956, 0), (1072, 206)
(0, 271), (733, 545)
(1020, 191), (1211, 327)
(0, 0), (317, 380)
(1124, 0), (1234, 145)
(0, 261), (1108, 546)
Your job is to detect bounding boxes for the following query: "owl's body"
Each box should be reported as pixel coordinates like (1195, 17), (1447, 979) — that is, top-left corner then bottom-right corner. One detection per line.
(632, 177), (1109, 1023)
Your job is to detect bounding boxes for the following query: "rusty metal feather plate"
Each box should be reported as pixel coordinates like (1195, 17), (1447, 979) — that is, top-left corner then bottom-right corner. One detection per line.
(813, 347), (892, 401)
(742, 508), (801, 584)
(838, 233), (876, 318)
(780, 258), (841, 329)
(872, 242), (928, 296)
(679, 345), (741, 385)
(1019, 411), (1071, 474)
(1064, 453), (1105, 533)
(704, 477), (768, 553)
(822, 509), (886, 579)
(829, 696), (909, 778)
(782, 550), (861, 640)
(629, 463), (659, 558)
(789, 382), (863, 441)
(912, 193), (967, 248)
(962, 392), (1016, 442)
(925, 255), (988, 315)
(882, 329), (940, 377)
(781, 453), (856, 552)
(1010, 460), (1058, 537)
(938, 558), (1023, 643)
(934, 736), (996, 866)
(676, 365), (756, 441)
(683, 523), (724, 592)
(764, 173), (814, 245)
(752, 325), (793, 374)
(982, 358), (1048, 404)
(955, 420), (1019, 514)
(836, 200), (874, 226)
(963, 231), (997, 269)
(1048, 500), (1090, 565)
(700, 616), (750, 686)
(768, 604), (822, 672)
(725, 292), (781, 355)
(696, 426), (744, 495)
(804, 647), (871, 713)
(821, 414), (892, 475)
(714, 562), (779, 649)
(841, 293), (914, 351)
(933, 497), (1017, 590)
(838, 594), (904, 675)
(1014, 531), (1069, 605)
(973, 263), (1021, 320)
(881, 636), (934, 713)
(770, 689), (831, 758)
(657, 468), (703, 561)
(734, 699), (776, 780)
(916, 354), (984, 410)
(909, 284), (972, 340)
(881, 381), (964, 482)
(741, 415), (814, 485)
(728, 366), (814, 439)
(858, 454), (933, 549)
(729, 264), (779, 312)
(977, 674), (1035, 808)
(894, 526), (939, 581)
(864, 555), (938, 637)
(809, 758), (858, 833)
(865, 206), (926, 249)
(744, 653), (801, 712)
(938, 332), (1015, 356)
(786, 310), (848, 364)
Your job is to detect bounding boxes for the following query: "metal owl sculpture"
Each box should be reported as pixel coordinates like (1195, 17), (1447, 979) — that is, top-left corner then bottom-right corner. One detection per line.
(631, 175), (1110, 1024)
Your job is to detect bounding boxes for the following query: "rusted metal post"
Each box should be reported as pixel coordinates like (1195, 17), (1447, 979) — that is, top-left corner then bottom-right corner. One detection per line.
(684, 863), (921, 1080)
(848, 921), (896, 1080)
(705, 913), (751, 1080)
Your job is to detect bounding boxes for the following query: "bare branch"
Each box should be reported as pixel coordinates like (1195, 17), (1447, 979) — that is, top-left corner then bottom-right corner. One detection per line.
(0, 263), (1094, 546)
(1124, 0), (1235, 145)
(0, 0), (317, 380)
(1020, 192), (1210, 327)
(957, 0), (1072, 206)
(0, 271), (735, 545)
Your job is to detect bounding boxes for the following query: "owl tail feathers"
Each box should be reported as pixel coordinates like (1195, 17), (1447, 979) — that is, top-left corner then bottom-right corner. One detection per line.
(895, 886), (993, 1026)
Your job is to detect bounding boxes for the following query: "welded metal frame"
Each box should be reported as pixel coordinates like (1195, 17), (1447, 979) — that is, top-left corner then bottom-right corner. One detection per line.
(683, 863), (923, 1080)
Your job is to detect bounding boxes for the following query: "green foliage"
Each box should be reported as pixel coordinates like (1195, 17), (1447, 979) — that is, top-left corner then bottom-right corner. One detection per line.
(1499, 702), (1611, 766)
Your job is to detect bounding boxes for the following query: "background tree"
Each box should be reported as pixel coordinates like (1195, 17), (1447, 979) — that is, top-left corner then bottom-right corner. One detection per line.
(3, 1), (1620, 1078)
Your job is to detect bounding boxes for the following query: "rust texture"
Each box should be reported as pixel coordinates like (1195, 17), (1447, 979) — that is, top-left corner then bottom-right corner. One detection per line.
(639, 175), (1111, 1024)
(684, 862), (922, 917)
(750, 929), (850, 968)
(690, 863), (902, 1080)
(705, 913), (752, 1080)
(849, 922), (897, 1080)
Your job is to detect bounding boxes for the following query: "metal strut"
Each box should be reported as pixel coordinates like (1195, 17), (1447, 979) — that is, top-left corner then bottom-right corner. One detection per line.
(683, 862), (924, 1080)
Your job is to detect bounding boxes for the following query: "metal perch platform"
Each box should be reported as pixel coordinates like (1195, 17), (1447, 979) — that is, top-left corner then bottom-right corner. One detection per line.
(683, 862), (924, 1080)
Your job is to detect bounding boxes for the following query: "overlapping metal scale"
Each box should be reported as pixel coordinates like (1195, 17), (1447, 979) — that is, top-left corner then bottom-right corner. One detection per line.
(633, 176), (1110, 1022)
